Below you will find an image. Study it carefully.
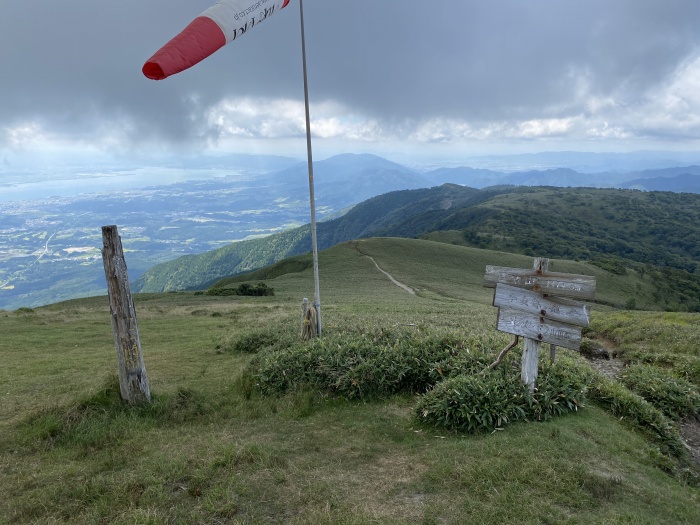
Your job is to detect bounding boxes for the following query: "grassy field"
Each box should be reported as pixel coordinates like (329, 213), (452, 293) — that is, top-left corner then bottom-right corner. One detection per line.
(1, 238), (699, 524)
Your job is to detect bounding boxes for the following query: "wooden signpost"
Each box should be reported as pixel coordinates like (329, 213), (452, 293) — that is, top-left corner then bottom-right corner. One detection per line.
(484, 258), (596, 392)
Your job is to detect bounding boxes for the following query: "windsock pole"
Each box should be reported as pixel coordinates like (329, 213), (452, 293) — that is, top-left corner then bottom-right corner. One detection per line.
(299, 0), (321, 336)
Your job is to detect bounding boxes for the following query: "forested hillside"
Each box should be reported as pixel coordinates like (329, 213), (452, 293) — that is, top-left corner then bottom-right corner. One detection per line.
(135, 185), (700, 311)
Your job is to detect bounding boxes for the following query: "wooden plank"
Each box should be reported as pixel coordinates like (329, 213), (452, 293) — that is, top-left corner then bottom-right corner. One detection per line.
(493, 283), (591, 327)
(497, 307), (582, 350)
(484, 265), (596, 299)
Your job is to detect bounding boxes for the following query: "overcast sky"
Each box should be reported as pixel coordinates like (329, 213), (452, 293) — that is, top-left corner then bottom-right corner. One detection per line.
(2, 0), (700, 171)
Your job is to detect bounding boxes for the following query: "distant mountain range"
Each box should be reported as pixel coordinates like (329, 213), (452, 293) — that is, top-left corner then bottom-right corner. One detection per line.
(421, 163), (700, 190)
(620, 172), (700, 193)
(446, 150), (700, 173)
(2, 152), (700, 310)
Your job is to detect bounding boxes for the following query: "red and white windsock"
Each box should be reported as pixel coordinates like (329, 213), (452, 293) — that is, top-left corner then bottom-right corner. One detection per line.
(143, 0), (291, 80)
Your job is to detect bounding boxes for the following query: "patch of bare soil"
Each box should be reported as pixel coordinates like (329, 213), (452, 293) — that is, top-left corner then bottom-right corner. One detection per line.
(586, 357), (626, 380)
(581, 338), (625, 380)
(679, 417), (700, 466)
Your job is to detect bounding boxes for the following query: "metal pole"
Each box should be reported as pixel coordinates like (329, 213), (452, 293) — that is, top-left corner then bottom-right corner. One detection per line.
(299, 0), (321, 335)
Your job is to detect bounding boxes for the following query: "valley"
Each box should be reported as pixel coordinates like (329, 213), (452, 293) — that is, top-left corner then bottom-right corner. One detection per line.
(2, 153), (700, 310)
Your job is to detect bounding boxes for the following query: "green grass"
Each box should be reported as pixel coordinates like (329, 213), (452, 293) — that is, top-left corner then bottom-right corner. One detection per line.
(589, 310), (700, 385)
(214, 238), (658, 310)
(1, 238), (699, 524)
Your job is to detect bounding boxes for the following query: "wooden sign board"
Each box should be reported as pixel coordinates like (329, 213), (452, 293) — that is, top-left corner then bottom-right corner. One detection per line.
(493, 283), (590, 327)
(496, 307), (582, 350)
(484, 265), (596, 300)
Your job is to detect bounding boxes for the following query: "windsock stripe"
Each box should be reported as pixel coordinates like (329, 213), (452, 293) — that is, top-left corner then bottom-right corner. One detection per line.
(142, 16), (226, 80)
(142, 0), (293, 80)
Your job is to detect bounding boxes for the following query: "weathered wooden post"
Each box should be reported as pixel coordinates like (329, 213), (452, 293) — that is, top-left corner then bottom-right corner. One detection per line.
(300, 296), (318, 341)
(101, 225), (151, 404)
(484, 257), (596, 393)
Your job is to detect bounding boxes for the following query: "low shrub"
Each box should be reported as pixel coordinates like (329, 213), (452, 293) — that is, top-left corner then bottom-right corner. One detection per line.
(416, 366), (529, 433)
(208, 282), (274, 297)
(620, 364), (700, 421)
(15, 307), (35, 314)
(624, 351), (700, 389)
(251, 329), (593, 434)
(528, 357), (595, 420)
(232, 330), (278, 354)
(588, 375), (685, 457)
(416, 355), (593, 433)
(672, 357), (700, 388)
(216, 323), (297, 355)
(249, 329), (491, 399)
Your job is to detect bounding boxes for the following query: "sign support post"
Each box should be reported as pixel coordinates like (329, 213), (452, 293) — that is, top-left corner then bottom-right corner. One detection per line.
(484, 257), (596, 393)
(520, 258), (548, 390)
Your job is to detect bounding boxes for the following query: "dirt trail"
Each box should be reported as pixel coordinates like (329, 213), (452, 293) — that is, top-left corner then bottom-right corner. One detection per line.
(365, 256), (416, 295)
(582, 338), (625, 380)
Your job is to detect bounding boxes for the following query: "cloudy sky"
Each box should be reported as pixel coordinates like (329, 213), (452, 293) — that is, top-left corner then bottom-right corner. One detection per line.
(2, 0), (700, 173)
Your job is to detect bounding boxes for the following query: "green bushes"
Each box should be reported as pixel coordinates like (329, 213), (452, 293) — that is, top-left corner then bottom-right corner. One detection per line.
(251, 329), (489, 399)
(249, 330), (594, 434)
(216, 323), (299, 356)
(588, 375), (685, 457)
(416, 356), (593, 433)
(625, 352), (700, 388)
(620, 364), (700, 421)
(416, 368), (529, 433)
(246, 325), (693, 461)
(529, 357), (595, 420)
(225, 328), (295, 354)
(208, 282), (274, 297)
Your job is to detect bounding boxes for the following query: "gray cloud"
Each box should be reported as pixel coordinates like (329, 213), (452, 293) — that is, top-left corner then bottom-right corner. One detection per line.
(1, 0), (700, 156)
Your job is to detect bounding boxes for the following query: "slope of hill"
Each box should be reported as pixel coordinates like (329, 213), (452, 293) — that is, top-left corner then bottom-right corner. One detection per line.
(7, 152), (700, 310)
(212, 237), (659, 310)
(136, 185), (700, 311)
(621, 173), (700, 193)
(133, 184), (495, 292)
(134, 224), (312, 293)
(414, 187), (699, 268)
(2, 236), (699, 523)
(1, 153), (429, 309)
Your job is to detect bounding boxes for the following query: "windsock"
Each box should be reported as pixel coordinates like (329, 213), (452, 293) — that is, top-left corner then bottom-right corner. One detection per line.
(143, 0), (291, 80)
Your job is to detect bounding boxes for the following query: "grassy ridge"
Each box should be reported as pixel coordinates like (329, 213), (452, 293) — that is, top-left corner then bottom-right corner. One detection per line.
(590, 310), (700, 385)
(134, 225), (312, 293)
(1, 238), (699, 524)
(214, 238), (661, 309)
(134, 185), (700, 311)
